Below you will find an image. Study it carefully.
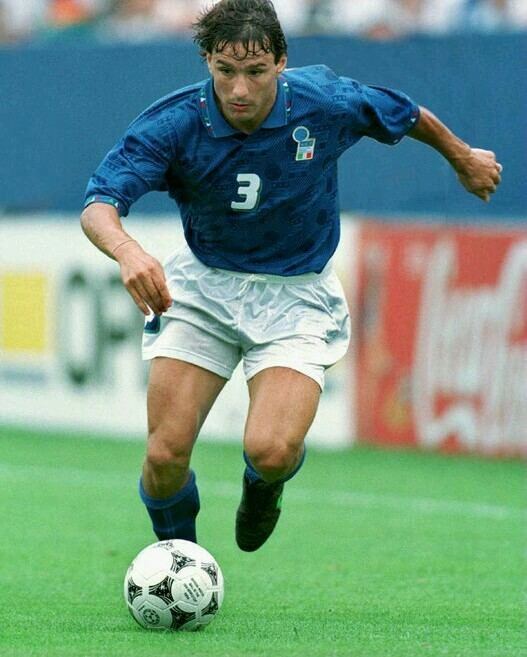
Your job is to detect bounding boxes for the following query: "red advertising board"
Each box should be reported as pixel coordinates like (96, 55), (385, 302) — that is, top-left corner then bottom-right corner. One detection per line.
(355, 221), (527, 457)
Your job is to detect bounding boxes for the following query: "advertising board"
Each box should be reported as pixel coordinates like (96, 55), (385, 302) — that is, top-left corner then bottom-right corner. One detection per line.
(356, 221), (527, 456)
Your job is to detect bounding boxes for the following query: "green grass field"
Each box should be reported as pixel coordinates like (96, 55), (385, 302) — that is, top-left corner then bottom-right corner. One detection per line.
(0, 426), (525, 657)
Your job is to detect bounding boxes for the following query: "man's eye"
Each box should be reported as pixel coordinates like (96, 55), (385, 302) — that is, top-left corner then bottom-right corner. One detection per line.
(249, 70), (264, 76)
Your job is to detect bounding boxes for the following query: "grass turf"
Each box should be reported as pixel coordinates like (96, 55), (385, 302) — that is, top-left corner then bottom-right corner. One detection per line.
(0, 426), (525, 657)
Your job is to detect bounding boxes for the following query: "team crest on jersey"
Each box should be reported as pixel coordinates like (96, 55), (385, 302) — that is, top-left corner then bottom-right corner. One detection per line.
(292, 126), (316, 161)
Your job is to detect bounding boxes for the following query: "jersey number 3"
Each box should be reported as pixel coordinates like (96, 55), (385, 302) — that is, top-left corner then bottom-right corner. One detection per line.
(231, 173), (262, 212)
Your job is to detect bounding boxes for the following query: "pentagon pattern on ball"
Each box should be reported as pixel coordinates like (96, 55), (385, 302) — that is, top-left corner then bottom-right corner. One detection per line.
(148, 576), (175, 605)
(171, 550), (195, 573)
(201, 562), (219, 586)
(201, 592), (219, 617)
(127, 577), (142, 604)
(170, 607), (197, 630)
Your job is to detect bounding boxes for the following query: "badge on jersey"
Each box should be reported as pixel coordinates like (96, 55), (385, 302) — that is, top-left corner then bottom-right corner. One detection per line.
(292, 126), (316, 161)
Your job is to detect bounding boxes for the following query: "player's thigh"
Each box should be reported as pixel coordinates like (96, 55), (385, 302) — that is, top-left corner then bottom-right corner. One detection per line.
(147, 357), (227, 457)
(243, 366), (320, 459)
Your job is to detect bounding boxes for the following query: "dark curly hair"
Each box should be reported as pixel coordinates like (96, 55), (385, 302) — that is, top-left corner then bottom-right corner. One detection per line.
(193, 0), (288, 64)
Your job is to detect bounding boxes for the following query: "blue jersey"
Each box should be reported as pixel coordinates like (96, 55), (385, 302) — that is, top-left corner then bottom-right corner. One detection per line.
(85, 65), (419, 275)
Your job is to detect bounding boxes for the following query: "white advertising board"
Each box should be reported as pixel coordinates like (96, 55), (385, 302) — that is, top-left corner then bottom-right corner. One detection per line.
(0, 215), (357, 448)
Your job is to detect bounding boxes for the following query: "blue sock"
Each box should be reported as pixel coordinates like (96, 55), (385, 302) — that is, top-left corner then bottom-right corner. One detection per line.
(243, 447), (306, 485)
(139, 470), (200, 542)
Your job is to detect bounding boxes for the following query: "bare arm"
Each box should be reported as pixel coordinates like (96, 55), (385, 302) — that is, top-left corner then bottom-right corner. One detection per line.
(408, 106), (503, 202)
(80, 202), (172, 316)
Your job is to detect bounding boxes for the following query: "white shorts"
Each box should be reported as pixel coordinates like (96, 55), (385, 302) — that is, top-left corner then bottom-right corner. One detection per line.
(142, 245), (350, 390)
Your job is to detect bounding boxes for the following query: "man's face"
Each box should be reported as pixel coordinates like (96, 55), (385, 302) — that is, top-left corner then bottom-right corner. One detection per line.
(207, 44), (287, 134)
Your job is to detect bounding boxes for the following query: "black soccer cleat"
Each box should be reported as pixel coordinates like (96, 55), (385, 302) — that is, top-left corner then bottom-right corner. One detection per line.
(235, 475), (284, 552)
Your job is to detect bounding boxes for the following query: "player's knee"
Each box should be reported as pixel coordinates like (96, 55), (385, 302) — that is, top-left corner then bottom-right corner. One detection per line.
(246, 439), (298, 482)
(145, 431), (192, 473)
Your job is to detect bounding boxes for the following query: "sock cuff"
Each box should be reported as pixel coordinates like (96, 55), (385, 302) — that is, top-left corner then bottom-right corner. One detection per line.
(243, 446), (306, 484)
(243, 452), (261, 483)
(139, 470), (197, 510)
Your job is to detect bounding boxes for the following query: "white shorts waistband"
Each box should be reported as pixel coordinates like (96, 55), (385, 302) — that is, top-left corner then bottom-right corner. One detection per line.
(211, 260), (334, 284)
(167, 243), (334, 284)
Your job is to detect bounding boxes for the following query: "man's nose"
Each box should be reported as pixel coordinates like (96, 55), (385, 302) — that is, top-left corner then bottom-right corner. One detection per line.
(232, 74), (249, 99)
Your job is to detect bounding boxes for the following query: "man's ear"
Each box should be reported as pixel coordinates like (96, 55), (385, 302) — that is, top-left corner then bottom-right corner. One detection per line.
(276, 55), (287, 75)
(206, 53), (213, 74)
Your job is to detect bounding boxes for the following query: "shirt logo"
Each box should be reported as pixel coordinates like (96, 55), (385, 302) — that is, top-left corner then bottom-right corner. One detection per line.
(292, 126), (316, 161)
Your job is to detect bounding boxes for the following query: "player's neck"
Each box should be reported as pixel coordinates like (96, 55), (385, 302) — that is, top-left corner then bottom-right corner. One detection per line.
(216, 87), (277, 135)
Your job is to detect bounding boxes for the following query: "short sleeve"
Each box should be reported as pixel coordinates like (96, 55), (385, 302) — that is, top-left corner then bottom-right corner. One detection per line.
(352, 83), (420, 145)
(332, 75), (420, 146)
(84, 108), (175, 217)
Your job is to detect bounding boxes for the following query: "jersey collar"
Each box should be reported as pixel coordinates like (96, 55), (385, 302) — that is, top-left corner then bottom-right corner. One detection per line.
(199, 76), (291, 138)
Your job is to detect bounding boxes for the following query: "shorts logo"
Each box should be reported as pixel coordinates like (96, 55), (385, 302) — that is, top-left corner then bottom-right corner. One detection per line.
(144, 315), (161, 334)
(292, 126), (316, 161)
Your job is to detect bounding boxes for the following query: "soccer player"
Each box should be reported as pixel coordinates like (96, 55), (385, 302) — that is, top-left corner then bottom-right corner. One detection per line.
(81, 0), (502, 552)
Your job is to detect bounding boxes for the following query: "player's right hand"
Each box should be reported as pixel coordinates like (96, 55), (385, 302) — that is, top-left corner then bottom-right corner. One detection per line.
(114, 241), (172, 316)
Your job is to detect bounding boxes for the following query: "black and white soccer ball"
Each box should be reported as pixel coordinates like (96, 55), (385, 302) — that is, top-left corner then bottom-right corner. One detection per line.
(124, 539), (224, 631)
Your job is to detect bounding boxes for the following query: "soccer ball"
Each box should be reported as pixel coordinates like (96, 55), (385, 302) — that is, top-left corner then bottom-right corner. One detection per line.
(124, 539), (224, 631)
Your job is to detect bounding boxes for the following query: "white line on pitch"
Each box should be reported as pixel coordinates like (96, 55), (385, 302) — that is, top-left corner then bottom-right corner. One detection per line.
(205, 481), (526, 521)
(1, 461), (525, 522)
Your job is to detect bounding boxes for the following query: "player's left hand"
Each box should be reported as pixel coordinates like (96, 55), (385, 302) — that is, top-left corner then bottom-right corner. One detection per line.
(454, 148), (503, 202)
